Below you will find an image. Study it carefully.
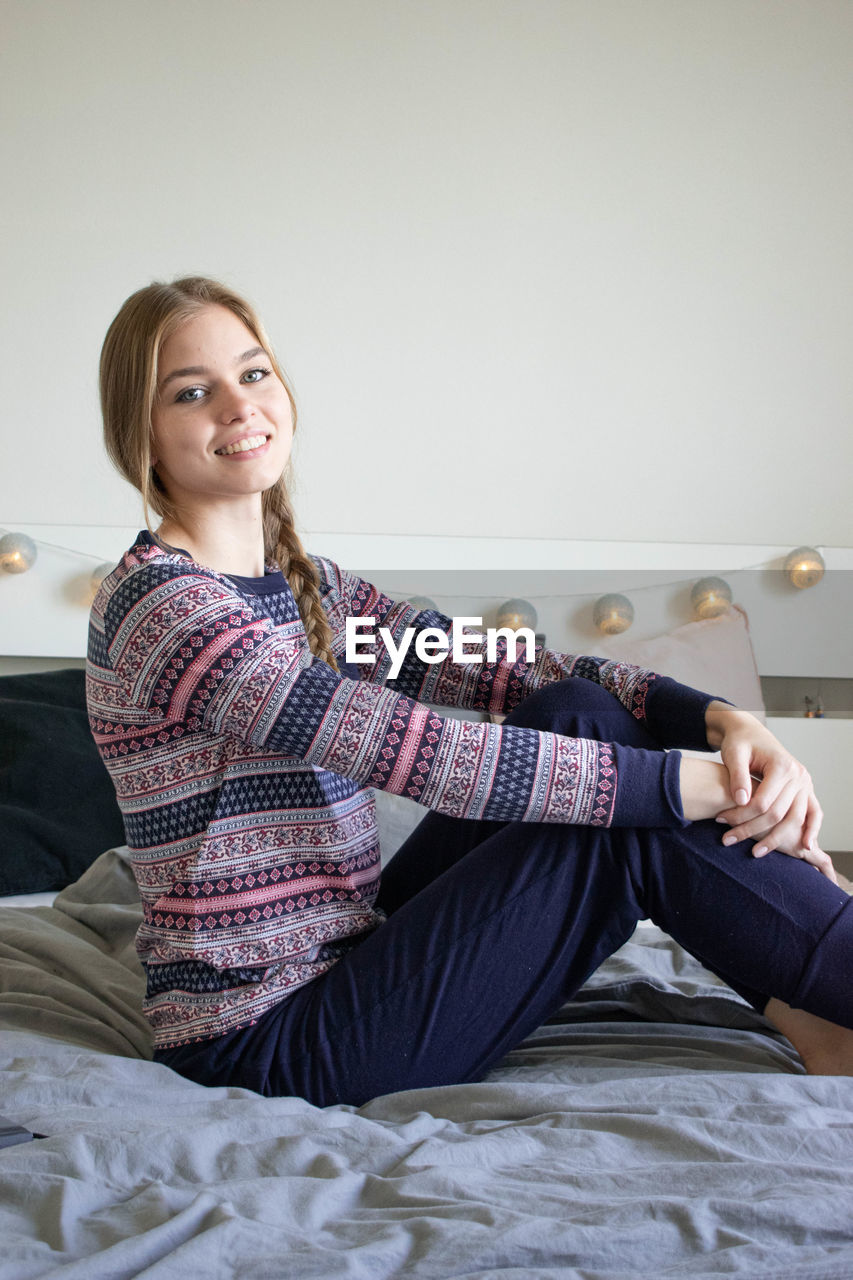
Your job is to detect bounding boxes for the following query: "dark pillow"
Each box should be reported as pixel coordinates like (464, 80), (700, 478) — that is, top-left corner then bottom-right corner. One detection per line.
(0, 669), (126, 895)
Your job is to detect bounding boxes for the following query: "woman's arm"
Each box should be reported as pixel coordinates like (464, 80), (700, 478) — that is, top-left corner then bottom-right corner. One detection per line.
(99, 555), (689, 833)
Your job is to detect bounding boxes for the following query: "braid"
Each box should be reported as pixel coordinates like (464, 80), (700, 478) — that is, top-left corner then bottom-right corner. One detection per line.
(263, 478), (339, 673)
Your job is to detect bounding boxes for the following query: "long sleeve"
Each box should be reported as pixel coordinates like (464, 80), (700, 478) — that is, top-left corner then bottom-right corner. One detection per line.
(316, 557), (729, 754)
(103, 555), (687, 831)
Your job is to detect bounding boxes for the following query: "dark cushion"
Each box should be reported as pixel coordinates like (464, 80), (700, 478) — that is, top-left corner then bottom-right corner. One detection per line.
(0, 669), (126, 895)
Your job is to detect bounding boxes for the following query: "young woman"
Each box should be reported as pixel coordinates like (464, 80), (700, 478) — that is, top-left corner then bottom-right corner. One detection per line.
(88, 276), (853, 1105)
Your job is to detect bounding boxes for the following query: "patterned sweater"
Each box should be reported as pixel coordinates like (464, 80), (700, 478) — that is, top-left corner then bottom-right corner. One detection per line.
(87, 532), (719, 1048)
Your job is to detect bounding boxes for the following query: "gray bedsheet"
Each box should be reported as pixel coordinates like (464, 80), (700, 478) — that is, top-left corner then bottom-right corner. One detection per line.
(1, 851), (851, 1279)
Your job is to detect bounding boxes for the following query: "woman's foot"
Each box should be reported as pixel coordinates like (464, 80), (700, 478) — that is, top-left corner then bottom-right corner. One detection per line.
(764, 998), (853, 1075)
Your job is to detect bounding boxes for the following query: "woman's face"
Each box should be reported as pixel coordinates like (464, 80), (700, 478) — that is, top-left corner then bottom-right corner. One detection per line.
(151, 304), (294, 516)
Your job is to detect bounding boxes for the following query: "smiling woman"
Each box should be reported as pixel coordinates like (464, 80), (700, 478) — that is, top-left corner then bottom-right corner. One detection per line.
(87, 275), (853, 1106)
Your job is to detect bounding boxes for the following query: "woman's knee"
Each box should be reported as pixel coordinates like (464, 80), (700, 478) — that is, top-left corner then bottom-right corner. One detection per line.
(504, 677), (658, 748)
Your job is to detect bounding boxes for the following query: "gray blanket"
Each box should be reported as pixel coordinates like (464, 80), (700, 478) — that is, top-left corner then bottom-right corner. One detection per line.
(1, 852), (851, 1279)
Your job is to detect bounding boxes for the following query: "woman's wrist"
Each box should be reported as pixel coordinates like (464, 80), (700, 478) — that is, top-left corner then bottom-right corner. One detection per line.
(679, 755), (735, 821)
(704, 699), (753, 751)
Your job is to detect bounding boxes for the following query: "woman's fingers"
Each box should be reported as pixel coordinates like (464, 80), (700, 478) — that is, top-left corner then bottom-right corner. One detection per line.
(712, 719), (833, 880)
(807, 848), (838, 884)
(719, 758), (816, 835)
(716, 788), (837, 883)
(719, 774), (802, 847)
(747, 788), (807, 857)
(802, 793), (824, 852)
(721, 742), (753, 808)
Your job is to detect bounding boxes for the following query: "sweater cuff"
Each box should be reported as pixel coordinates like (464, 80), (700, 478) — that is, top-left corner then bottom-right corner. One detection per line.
(643, 676), (734, 752)
(609, 743), (689, 828)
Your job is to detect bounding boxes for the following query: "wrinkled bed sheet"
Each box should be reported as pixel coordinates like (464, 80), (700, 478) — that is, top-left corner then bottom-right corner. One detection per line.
(1, 851), (851, 1280)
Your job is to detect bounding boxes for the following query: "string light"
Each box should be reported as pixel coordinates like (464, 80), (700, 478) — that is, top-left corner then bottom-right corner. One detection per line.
(593, 593), (634, 635)
(0, 531), (833, 624)
(784, 546), (825, 590)
(0, 532), (38, 574)
(690, 576), (733, 620)
(495, 599), (538, 633)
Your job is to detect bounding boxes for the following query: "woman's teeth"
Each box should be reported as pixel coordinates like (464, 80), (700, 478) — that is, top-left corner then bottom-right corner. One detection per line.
(215, 434), (268, 455)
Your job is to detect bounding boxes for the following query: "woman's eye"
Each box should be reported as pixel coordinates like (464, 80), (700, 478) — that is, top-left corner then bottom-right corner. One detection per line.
(173, 368), (269, 403)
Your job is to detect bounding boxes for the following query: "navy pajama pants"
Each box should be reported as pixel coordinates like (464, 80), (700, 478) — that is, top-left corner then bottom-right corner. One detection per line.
(155, 680), (853, 1106)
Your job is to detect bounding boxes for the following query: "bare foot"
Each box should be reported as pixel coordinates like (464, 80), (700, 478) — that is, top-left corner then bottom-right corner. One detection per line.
(764, 998), (853, 1075)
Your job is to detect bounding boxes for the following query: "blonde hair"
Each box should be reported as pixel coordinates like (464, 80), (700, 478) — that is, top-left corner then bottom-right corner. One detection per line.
(99, 275), (338, 670)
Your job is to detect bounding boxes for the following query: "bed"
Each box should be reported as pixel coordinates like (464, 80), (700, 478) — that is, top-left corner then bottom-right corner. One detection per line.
(2, 618), (852, 1280)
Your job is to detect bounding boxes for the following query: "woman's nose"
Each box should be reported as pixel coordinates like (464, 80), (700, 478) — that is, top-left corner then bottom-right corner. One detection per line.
(219, 385), (253, 422)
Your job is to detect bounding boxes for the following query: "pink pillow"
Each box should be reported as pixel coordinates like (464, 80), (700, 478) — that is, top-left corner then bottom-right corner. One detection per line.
(595, 606), (765, 723)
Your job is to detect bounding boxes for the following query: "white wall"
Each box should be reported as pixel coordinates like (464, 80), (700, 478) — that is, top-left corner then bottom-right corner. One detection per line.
(1, 0), (851, 549)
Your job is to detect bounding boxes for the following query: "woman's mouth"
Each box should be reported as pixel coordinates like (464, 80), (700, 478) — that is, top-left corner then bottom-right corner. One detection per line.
(214, 434), (271, 457)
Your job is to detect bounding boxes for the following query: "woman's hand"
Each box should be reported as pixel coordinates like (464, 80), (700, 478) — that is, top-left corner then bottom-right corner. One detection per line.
(702, 701), (836, 882)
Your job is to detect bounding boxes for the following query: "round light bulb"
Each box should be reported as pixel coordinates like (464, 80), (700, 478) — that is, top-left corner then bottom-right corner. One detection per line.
(593, 593), (634, 635)
(0, 532), (38, 574)
(496, 598), (538, 633)
(690, 576), (733, 620)
(784, 546), (825, 590)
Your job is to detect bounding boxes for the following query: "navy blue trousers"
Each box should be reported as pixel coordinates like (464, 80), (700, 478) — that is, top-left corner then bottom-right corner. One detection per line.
(155, 681), (853, 1105)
